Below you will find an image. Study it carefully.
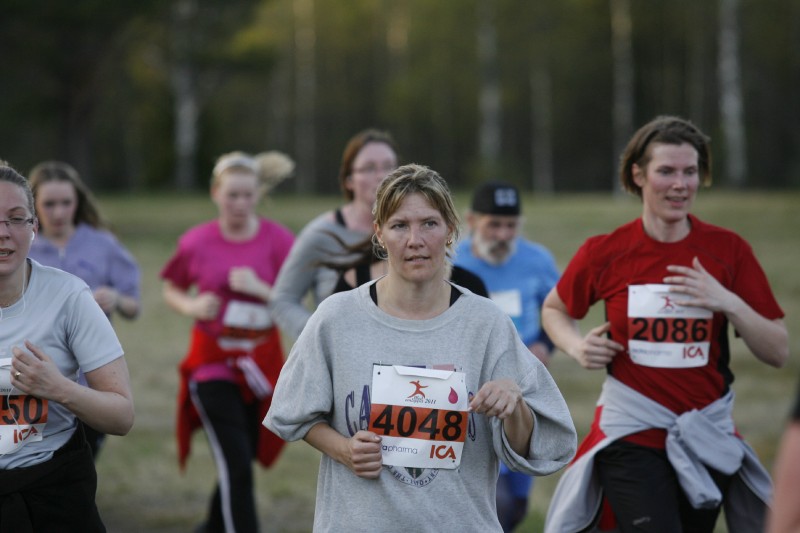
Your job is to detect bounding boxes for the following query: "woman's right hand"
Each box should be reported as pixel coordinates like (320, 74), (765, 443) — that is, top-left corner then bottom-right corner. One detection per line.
(341, 430), (383, 479)
(305, 424), (383, 479)
(191, 292), (221, 320)
(572, 322), (624, 370)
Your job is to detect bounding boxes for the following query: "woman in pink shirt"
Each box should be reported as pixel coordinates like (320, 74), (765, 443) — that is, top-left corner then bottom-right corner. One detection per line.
(161, 150), (295, 533)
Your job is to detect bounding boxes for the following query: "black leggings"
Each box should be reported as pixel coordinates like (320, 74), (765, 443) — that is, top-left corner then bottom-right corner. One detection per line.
(0, 425), (105, 532)
(190, 380), (260, 533)
(595, 440), (731, 533)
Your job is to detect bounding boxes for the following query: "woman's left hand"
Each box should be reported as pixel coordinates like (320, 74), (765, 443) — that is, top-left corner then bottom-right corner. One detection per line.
(666, 256), (789, 368)
(10, 340), (69, 401)
(469, 379), (524, 420)
(664, 257), (736, 313)
(471, 378), (535, 455)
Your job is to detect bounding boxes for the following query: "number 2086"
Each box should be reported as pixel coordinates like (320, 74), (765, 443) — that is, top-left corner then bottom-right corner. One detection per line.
(629, 317), (711, 343)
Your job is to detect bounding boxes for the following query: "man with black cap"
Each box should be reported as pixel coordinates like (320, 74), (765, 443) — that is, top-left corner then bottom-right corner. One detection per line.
(453, 180), (560, 532)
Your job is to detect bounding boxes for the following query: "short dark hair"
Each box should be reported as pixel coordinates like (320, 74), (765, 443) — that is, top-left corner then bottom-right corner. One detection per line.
(619, 115), (712, 197)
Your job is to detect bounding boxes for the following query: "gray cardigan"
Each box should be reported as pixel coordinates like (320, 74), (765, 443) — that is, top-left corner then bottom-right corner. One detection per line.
(270, 211), (369, 339)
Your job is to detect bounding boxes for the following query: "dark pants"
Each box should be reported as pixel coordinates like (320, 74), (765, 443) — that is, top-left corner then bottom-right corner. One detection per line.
(496, 472), (529, 532)
(0, 425), (105, 532)
(82, 422), (106, 460)
(190, 380), (260, 533)
(595, 440), (731, 533)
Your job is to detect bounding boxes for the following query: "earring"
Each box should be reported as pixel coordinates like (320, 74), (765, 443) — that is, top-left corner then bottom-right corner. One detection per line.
(446, 238), (453, 246)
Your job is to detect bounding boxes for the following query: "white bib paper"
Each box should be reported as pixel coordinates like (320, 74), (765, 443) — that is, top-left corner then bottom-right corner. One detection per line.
(369, 364), (469, 470)
(219, 300), (272, 351)
(490, 290), (523, 318)
(627, 284), (712, 368)
(222, 300), (272, 330)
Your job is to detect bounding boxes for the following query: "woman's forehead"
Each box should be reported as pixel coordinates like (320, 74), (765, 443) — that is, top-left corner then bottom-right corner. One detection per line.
(388, 193), (440, 218)
(0, 181), (30, 212)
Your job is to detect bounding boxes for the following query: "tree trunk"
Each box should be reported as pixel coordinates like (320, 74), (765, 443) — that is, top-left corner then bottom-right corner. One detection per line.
(718, 0), (747, 187)
(477, 0), (501, 177)
(64, 89), (95, 187)
(170, 0), (199, 191)
(610, 0), (634, 195)
(530, 64), (554, 195)
(293, 0), (316, 193)
(386, 0), (410, 142)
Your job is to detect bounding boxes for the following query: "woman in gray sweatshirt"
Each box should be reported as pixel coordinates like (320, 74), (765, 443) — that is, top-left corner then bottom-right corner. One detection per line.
(265, 164), (577, 532)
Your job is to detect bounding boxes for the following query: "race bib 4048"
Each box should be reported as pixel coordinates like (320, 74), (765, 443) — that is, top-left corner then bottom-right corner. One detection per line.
(627, 285), (712, 369)
(369, 364), (468, 470)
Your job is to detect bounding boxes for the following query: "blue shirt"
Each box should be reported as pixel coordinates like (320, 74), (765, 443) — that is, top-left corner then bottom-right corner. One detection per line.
(453, 237), (559, 348)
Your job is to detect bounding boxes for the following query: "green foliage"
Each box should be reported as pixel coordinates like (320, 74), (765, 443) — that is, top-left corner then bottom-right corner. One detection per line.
(1, 0), (799, 192)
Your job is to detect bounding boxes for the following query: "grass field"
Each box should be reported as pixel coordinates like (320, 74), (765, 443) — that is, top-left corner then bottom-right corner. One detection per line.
(91, 190), (800, 532)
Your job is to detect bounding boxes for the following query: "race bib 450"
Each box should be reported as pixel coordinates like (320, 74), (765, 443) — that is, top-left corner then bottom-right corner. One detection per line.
(0, 394), (48, 454)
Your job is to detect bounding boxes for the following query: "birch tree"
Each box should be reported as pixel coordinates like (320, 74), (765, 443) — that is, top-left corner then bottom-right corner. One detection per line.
(170, 0), (199, 191)
(293, 0), (317, 192)
(477, 0), (501, 176)
(718, 0), (747, 187)
(530, 64), (554, 194)
(610, 0), (634, 195)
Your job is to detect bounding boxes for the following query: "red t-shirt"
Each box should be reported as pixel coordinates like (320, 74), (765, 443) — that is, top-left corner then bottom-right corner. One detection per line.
(557, 214), (783, 447)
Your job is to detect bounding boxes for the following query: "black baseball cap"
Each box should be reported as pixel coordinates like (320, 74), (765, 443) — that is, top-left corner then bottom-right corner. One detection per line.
(471, 181), (521, 215)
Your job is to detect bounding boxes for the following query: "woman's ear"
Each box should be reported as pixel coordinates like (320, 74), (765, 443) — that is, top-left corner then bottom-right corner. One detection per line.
(632, 163), (646, 188)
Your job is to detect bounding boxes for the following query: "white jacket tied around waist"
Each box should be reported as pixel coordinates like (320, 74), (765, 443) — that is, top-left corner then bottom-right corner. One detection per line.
(545, 376), (771, 533)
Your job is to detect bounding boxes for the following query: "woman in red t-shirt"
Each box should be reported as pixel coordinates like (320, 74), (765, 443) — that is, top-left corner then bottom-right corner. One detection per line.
(542, 115), (788, 532)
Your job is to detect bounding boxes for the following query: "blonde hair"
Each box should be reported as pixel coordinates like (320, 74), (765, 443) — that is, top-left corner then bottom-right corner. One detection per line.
(373, 164), (460, 257)
(212, 151), (295, 192)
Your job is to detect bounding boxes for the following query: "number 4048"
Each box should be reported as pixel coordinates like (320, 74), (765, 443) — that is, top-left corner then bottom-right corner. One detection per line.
(370, 404), (465, 441)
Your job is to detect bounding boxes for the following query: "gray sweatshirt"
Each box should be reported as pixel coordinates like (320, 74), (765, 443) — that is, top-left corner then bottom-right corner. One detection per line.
(265, 281), (577, 532)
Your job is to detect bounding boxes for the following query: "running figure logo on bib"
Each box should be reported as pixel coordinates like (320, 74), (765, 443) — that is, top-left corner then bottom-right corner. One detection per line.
(369, 364), (469, 470)
(627, 284), (712, 368)
(0, 357), (48, 454)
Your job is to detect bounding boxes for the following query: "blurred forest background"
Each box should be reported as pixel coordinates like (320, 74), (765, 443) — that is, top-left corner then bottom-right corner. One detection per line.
(2, 0), (799, 194)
